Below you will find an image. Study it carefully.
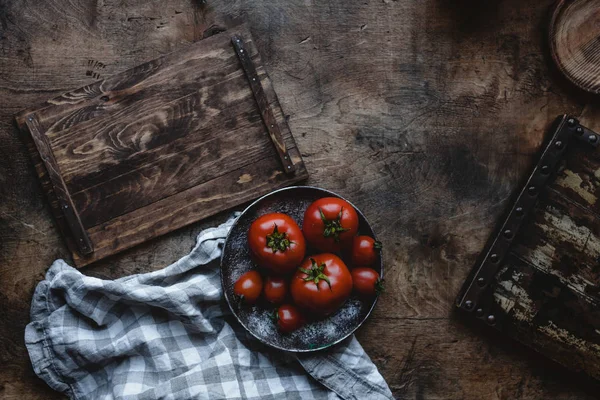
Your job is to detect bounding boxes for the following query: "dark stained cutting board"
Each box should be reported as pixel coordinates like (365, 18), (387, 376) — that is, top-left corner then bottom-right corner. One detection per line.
(15, 25), (308, 267)
(457, 116), (600, 379)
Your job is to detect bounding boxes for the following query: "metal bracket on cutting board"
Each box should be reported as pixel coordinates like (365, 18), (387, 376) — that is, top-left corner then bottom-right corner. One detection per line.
(456, 114), (599, 325)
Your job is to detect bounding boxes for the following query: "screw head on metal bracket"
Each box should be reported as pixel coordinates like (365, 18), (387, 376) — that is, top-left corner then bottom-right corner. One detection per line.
(476, 308), (484, 317)
(554, 140), (564, 149)
(503, 229), (513, 239)
(567, 118), (576, 127)
(528, 186), (538, 196)
(464, 300), (474, 310)
(576, 126), (584, 135)
(477, 277), (486, 287)
(490, 253), (499, 263)
(515, 206), (524, 216)
(486, 315), (496, 325)
(540, 165), (550, 175)
(590, 134), (598, 143)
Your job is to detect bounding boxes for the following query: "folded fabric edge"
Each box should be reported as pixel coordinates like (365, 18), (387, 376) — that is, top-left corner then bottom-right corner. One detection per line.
(25, 292), (76, 398)
(296, 337), (394, 400)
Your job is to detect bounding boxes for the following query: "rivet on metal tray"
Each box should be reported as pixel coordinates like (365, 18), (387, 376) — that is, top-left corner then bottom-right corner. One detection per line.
(515, 206), (524, 216)
(487, 315), (496, 325)
(490, 253), (499, 263)
(589, 134), (598, 143)
(554, 140), (564, 149)
(567, 118), (576, 127)
(540, 165), (550, 175)
(576, 126), (584, 135)
(528, 186), (537, 196)
(464, 300), (474, 310)
(503, 229), (513, 239)
(476, 308), (484, 317)
(477, 277), (486, 287)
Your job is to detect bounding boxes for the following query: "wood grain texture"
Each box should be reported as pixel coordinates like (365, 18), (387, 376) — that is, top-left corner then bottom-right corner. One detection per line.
(16, 26), (308, 266)
(1, 0), (600, 399)
(24, 115), (93, 254)
(480, 137), (600, 380)
(550, 0), (600, 94)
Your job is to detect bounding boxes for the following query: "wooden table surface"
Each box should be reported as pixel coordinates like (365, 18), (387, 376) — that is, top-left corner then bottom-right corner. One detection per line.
(2, 0), (600, 398)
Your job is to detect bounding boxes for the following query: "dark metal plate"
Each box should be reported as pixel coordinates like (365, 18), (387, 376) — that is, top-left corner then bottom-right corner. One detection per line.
(221, 186), (382, 352)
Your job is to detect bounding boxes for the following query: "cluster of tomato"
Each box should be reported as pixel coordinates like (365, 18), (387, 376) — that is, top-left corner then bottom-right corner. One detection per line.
(233, 197), (383, 333)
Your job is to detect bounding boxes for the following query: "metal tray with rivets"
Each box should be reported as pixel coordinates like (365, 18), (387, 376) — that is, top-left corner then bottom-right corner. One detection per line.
(457, 114), (600, 380)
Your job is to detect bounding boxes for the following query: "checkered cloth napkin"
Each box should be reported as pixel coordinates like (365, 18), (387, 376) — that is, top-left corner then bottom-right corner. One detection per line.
(25, 215), (393, 400)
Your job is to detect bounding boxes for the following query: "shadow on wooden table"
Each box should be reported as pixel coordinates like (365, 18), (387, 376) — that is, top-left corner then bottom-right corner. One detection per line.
(454, 309), (600, 398)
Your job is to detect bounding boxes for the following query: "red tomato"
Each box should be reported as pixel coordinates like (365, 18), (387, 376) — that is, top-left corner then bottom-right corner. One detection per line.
(276, 304), (304, 333)
(233, 270), (263, 304)
(302, 197), (359, 252)
(290, 254), (353, 316)
(350, 236), (382, 266)
(248, 213), (306, 275)
(263, 276), (288, 305)
(351, 267), (384, 297)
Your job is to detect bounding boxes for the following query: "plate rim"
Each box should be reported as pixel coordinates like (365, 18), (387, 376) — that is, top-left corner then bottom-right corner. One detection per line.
(220, 185), (383, 353)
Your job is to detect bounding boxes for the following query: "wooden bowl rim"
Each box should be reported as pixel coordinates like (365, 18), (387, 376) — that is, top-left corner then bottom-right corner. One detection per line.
(549, 0), (600, 95)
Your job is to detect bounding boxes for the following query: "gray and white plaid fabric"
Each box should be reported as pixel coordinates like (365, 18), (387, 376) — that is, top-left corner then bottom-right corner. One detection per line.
(25, 214), (393, 400)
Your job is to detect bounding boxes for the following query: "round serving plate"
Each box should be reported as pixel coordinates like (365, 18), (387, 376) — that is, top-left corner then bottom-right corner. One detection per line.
(220, 186), (383, 352)
(550, 0), (600, 94)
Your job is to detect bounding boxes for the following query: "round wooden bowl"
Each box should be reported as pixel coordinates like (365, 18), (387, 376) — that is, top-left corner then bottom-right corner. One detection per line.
(220, 186), (383, 352)
(549, 0), (600, 94)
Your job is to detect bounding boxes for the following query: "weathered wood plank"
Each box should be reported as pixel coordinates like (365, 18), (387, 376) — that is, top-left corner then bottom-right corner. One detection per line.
(492, 254), (600, 380)
(18, 25), (307, 263)
(471, 119), (600, 381)
(73, 146), (306, 266)
(23, 115), (93, 255)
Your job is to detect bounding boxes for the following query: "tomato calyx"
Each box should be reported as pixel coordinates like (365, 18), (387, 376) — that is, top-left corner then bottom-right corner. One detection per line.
(266, 224), (292, 253)
(319, 207), (349, 242)
(299, 258), (332, 290)
(373, 240), (383, 250)
(375, 278), (385, 295)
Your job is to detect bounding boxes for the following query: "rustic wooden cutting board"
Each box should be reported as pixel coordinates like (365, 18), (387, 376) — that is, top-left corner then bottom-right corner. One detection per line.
(458, 116), (600, 379)
(15, 25), (308, 267)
